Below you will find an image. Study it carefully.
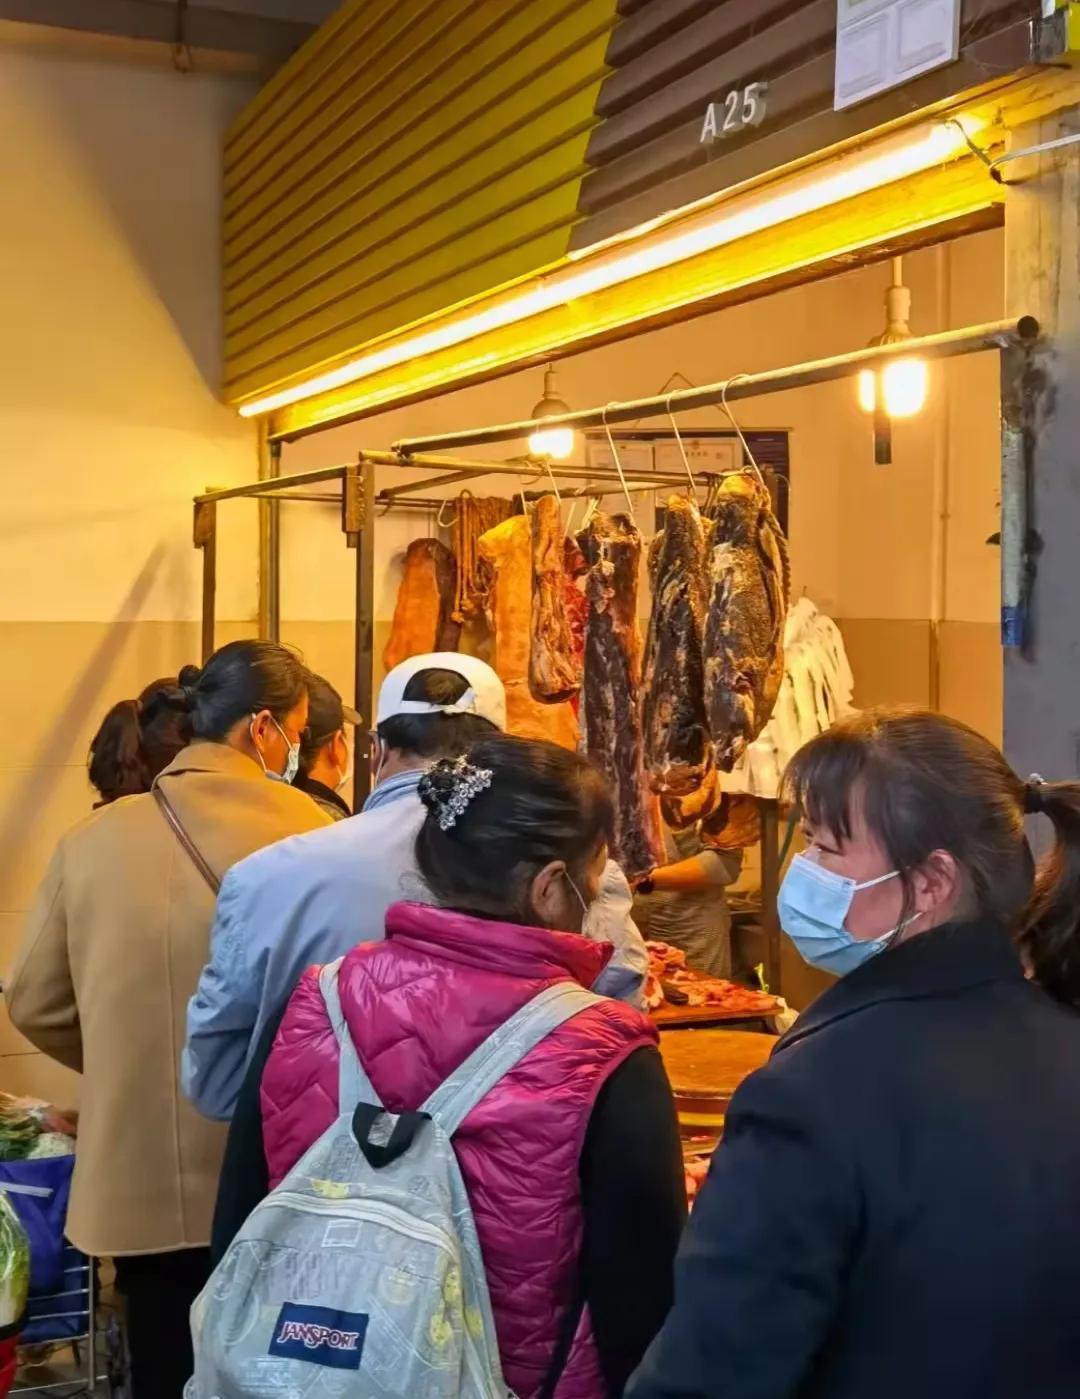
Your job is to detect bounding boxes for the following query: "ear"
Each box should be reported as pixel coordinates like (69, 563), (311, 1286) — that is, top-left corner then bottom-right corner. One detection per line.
(332, 729), (349, 767)
(910, 849), (961, 914)
(249, 708), (273, 745)
(529, 860), (568, 927)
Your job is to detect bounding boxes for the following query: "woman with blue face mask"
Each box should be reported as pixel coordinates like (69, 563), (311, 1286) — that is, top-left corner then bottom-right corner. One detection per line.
(629, 706), (1080, 1399)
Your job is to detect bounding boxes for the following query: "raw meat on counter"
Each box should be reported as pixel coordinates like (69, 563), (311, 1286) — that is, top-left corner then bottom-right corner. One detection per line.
(382, 538), (461, 673)
(529, 495), (583, 703)
(645, 940), (778, 1015)
(642, 495), (714, 797)
(477, 515), (578, 748)
(577, 511), (662, 879)
(685, 1155), (711, 1208)
(703, 475), (789, 770)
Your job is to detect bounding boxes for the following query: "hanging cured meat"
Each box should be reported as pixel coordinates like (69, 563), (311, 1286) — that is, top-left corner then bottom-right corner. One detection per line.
(451, 493), (513, 624)
(382, 538), (461, 674)
(476, 515), (578, 749)
(642, 495), (714, 798)
(563, 535), (588, 715)
(661, 769), (720, 831)
(703, 476), (789, 771)
(529, 495), (583, 704)
(577, 511), (662, 879)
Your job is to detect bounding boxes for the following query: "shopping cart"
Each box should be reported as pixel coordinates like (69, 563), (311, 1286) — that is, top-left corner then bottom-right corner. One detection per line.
(0, 1161), (127, 1397)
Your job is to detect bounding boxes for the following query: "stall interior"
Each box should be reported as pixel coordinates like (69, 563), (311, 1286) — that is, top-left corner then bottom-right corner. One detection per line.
(199, 230), (1019, 1020)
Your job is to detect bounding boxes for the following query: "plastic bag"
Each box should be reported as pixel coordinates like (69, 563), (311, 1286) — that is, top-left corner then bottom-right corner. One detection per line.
(0, 1192), (29, 1329)
(0, 1157), (74, 1295)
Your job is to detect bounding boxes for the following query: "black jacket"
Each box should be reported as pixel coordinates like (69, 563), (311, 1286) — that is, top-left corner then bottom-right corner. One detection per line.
(629, 919), (1080, 1399)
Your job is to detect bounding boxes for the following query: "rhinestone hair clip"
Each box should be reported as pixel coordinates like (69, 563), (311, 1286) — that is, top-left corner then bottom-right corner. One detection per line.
(421, 756), (494, 832)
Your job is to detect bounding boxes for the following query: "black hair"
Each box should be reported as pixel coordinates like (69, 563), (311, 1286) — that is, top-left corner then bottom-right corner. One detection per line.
(299, 673), (345, 777)
(415, 734), (613, 924)
(784, 707), (1080, 1008)
(88, 676), (189, 805)
(144, 640), (308, 743)
(377, 667), (497, 759)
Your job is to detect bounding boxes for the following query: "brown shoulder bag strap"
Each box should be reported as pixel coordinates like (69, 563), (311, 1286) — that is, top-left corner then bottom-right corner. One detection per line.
(153, 784), (221, 896)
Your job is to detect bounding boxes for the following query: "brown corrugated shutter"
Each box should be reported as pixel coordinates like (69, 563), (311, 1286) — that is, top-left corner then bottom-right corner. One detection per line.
(223, 0), (621, 407)
(571, 0), (1039, 252)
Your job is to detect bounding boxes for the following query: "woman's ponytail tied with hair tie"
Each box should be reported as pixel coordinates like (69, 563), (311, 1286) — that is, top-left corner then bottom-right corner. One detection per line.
(176, 663), (202, 712)
(418, 755), (494, 831)
(1024, 775), (1047, 816)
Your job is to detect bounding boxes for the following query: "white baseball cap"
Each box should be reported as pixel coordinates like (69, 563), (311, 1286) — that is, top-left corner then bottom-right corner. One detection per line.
(375, 652), (506, 731)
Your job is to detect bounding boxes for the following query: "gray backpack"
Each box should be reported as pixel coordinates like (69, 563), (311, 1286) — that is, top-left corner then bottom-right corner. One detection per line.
(186, 959), (600, 1399)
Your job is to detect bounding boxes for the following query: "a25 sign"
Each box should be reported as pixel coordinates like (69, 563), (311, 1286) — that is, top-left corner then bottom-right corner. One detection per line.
(700, 82), (769, 145)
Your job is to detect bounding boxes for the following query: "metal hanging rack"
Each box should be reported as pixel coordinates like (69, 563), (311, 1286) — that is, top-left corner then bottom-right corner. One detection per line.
(193, 315), (1040, 994)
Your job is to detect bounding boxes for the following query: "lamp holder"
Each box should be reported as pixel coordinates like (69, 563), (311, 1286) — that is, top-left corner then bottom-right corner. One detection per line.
(530, 363), (571, 420)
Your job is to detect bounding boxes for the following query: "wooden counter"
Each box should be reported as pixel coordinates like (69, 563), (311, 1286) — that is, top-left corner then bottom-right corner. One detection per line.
(659, 1027), (776, 1141)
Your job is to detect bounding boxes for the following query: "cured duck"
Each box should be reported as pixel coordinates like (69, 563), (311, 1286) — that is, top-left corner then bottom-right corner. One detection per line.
(703, 476), (789, 771)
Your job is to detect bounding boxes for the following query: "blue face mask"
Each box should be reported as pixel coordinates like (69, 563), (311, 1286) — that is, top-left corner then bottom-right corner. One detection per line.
(778, 852), (914, 977)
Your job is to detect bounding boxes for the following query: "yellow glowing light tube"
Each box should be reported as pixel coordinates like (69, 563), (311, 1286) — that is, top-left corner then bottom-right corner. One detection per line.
(239, 118), (980, 420)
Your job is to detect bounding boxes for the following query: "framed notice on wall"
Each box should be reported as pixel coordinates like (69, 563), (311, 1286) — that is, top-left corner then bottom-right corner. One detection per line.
(583, 429), (790, 534)
(834, 0), (961, 111)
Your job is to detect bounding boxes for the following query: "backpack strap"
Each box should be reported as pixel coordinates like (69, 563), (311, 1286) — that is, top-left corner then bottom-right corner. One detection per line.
(318, 960), (383, 1111)
(422, 982), (602, 1138)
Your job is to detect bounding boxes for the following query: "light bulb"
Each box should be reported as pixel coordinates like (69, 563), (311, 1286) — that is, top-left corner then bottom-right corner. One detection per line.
(881, 358), (928, 417)
(528, 425), (575, 460)
(856, 360), (928, 417)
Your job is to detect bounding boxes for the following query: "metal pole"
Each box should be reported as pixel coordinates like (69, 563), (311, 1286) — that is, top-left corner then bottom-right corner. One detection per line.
(193, 499), (217, 663)
(194, 455), (690, 506)
(199, 464), (349, 504)
(759, 798), (782, 999)
(394, 319), (1036, 456)
(999, 335), (1041, 653)
(343, 462), (375, 810)
(266, 439), (282, 641)
(366, 452), (691, 492)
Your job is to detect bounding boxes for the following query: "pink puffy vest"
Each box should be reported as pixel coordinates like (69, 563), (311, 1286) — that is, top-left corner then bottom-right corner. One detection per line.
(260, 901), (656, 1399)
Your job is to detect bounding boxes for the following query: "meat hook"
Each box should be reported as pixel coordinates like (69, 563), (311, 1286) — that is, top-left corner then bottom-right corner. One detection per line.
(601, 403), (637, 521)
(665, 392), (697, 496)
(719, 375), (767, 490)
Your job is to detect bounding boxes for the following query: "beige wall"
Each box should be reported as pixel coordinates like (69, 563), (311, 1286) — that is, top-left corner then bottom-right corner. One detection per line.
(0, 45), (262, 1101)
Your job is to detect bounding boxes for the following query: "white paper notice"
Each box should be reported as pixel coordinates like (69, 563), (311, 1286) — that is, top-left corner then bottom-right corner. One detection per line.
(834, 0), (960, 111)
(584, 439), (655, 481)
(653, 437), (741, 479)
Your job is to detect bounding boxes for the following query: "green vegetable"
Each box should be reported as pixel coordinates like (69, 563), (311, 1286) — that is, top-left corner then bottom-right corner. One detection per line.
(0, 1193), (29, 1327)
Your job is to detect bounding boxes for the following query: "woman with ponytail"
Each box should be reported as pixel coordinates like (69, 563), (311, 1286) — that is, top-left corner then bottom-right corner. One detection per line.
(631, 708), (1080, 1399)
(5, 641), (330, 1398)
(87, 676), (189, 806)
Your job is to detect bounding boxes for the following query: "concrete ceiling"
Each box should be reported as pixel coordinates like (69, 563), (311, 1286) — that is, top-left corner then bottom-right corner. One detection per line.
(0, 0), (341, 72)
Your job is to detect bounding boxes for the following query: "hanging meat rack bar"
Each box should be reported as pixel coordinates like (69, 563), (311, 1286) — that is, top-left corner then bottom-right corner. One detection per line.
(192, 316), (1040, 992)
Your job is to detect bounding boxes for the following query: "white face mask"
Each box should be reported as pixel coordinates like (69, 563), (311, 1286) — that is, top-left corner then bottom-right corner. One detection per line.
(251, 714), (300, 785)
(371, 736), (388, 787)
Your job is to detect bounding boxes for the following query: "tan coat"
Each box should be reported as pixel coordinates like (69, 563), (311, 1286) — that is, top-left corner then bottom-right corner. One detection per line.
(5, 742), (331, 1257)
